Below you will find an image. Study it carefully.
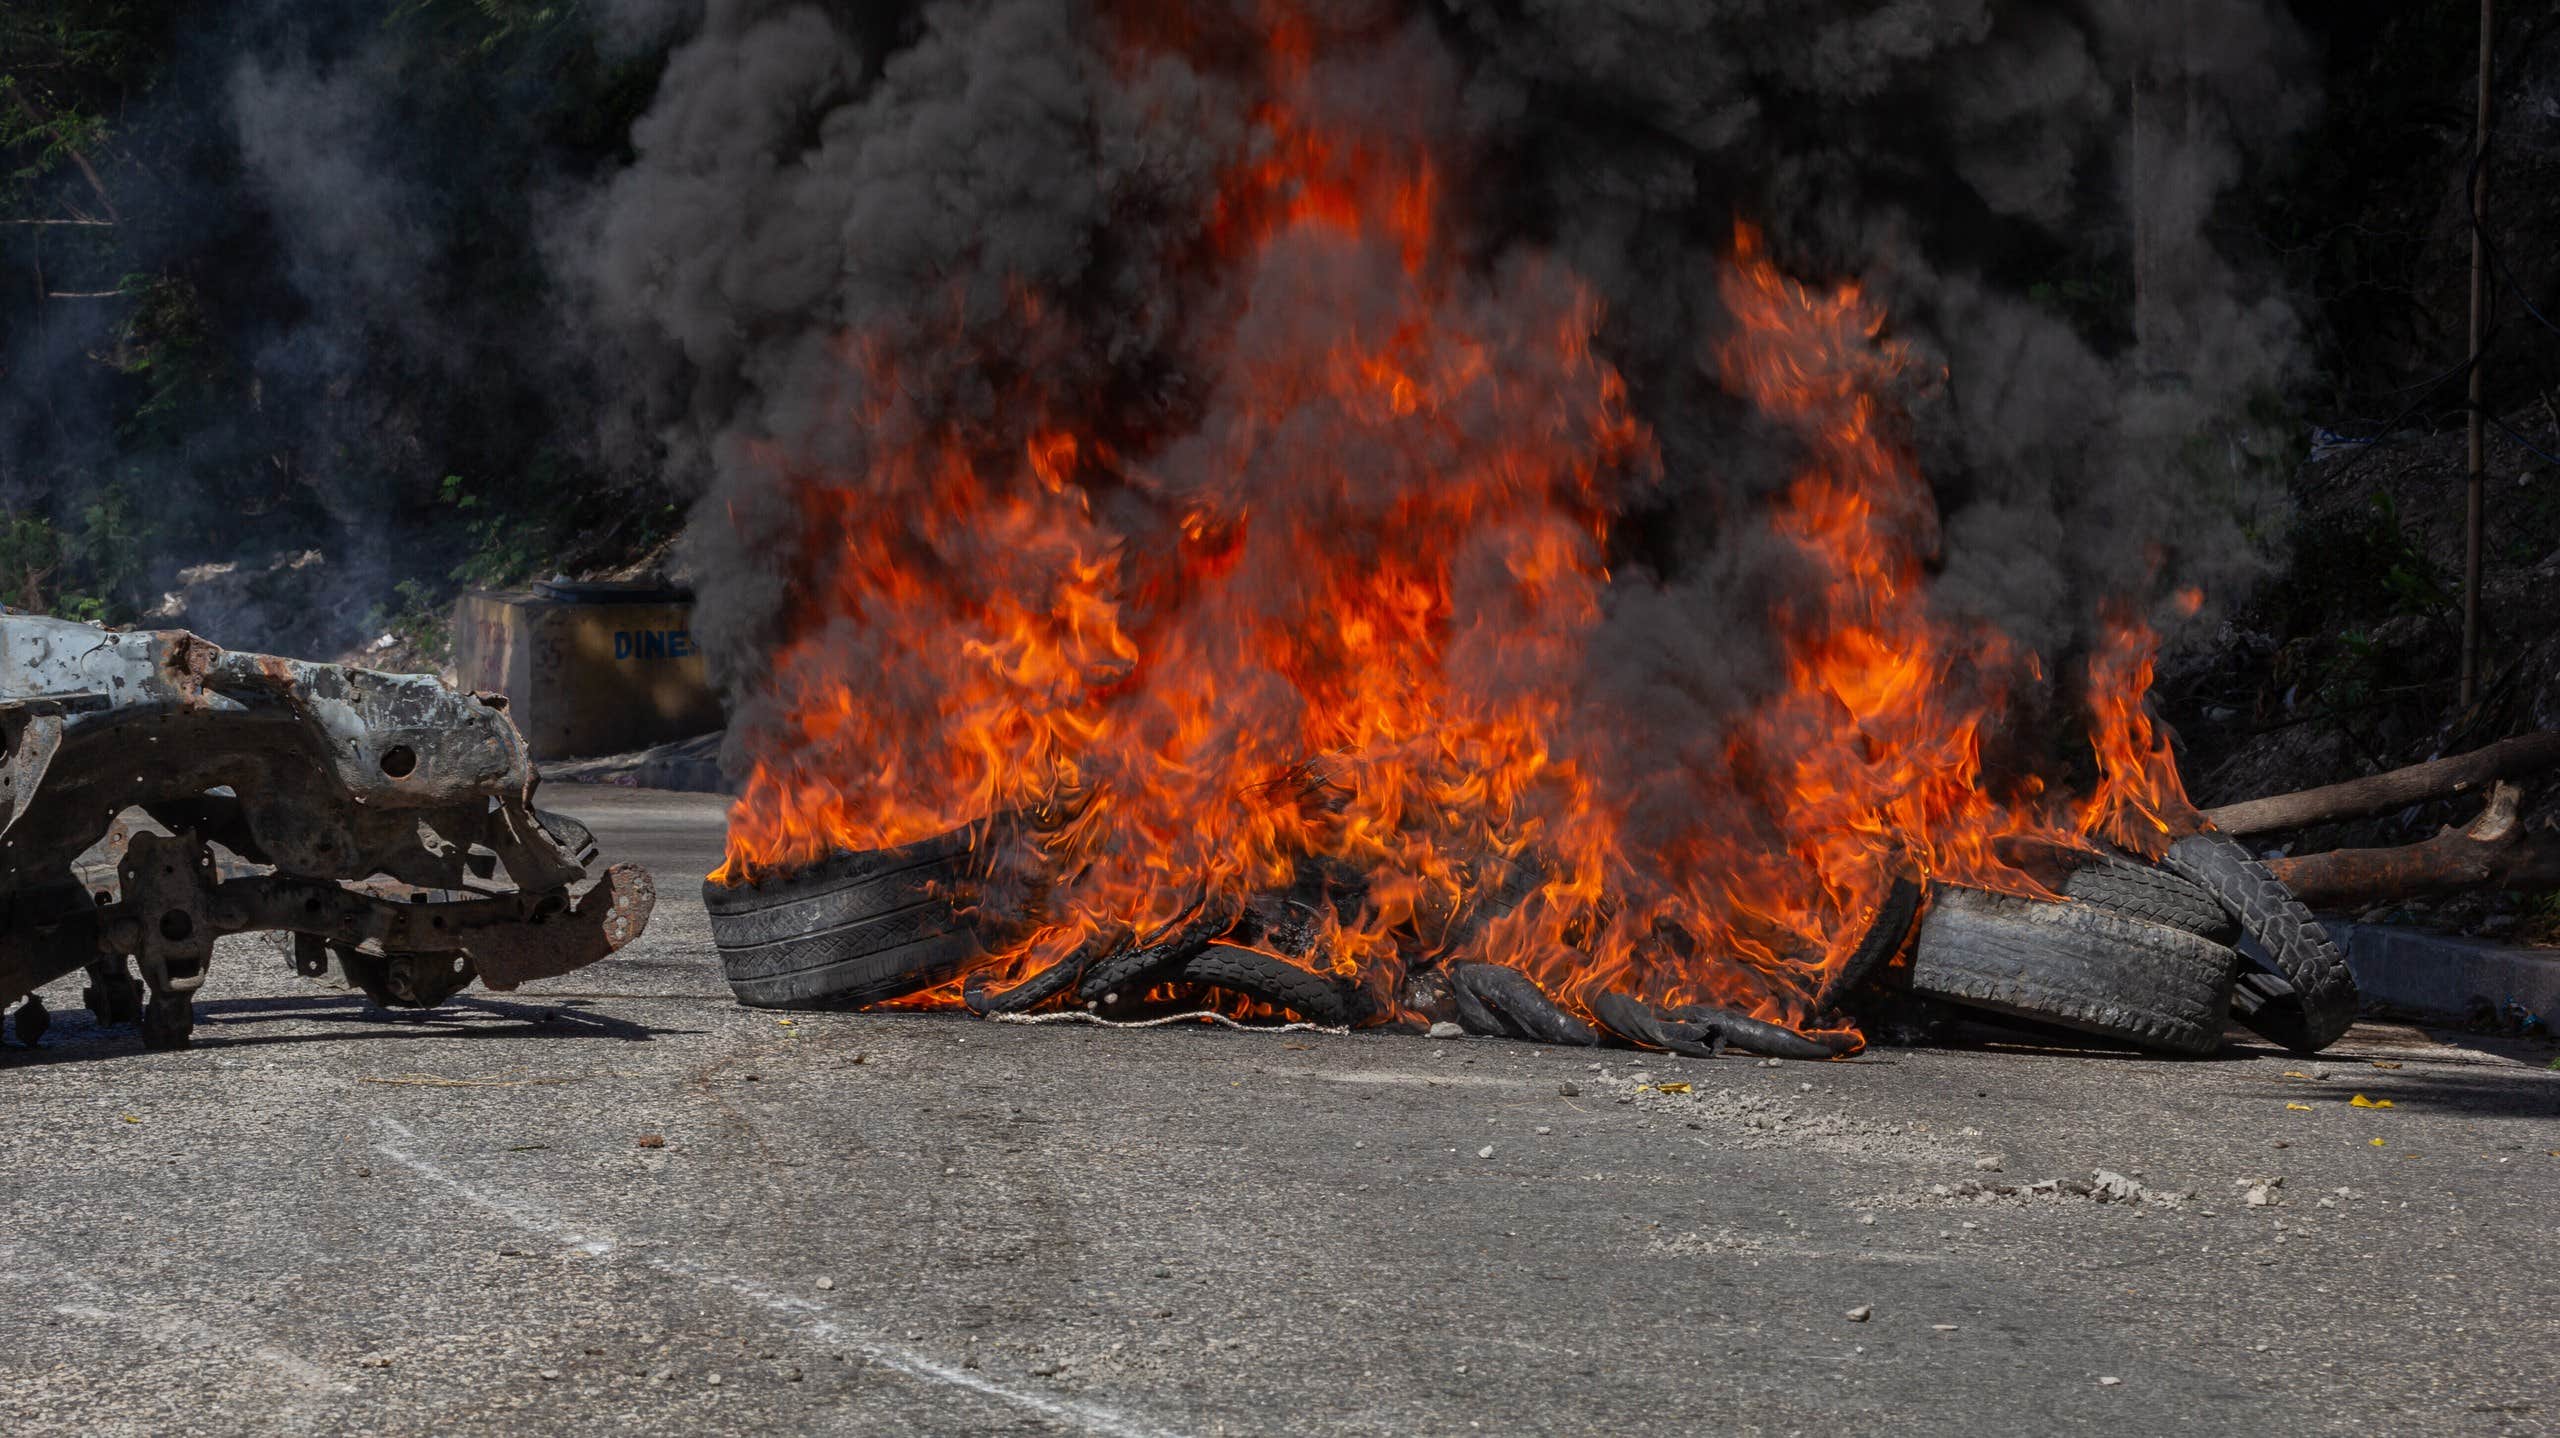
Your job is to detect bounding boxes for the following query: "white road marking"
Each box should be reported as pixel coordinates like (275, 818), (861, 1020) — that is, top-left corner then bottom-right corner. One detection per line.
(35, 1268), (358, 1408)
(370, 1119), (1189, 1438)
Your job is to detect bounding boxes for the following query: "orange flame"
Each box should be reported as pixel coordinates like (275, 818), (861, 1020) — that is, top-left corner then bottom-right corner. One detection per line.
(712, 11), (2200, 1040)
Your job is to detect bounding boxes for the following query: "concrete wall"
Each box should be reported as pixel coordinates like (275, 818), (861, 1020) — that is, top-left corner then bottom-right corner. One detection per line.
(453, 590), (723, 760)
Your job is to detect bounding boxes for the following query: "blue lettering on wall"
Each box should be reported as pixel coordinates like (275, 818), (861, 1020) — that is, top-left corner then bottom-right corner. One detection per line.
(613, 630), (699, 662)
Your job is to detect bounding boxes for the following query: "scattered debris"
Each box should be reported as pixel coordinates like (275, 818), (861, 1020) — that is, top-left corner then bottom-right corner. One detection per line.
(1927, 1169), (2193, 1208)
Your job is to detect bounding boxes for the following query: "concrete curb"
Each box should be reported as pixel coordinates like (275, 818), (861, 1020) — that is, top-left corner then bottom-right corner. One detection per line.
(541, 732), (731, 795)
(2332, 921), (2560, 1025)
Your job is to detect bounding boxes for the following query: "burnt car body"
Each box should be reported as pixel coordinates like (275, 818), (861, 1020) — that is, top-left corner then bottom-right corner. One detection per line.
(0, 614), (653, 1048)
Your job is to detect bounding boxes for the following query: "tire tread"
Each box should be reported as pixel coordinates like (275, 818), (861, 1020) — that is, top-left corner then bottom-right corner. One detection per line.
(1911, 887), (2238, 1056)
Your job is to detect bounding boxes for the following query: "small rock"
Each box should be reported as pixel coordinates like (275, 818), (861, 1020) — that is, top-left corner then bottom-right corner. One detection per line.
(539, 1370), (561, 1381)
(785, 1368), (803, 1382)
(1477, 1145), (1495, 1160)
(1428, 1021), (1465, 1039)
(1534, 1125), (1552, 1136)
(707, 1373), (722, 1386)
(2091, 1170), (2147, 1204)
(1845, 1305), (1872, 1322)
(815, 1277), (835, 1291)
(1974, 1156), (2003, 1172)
(635, 1134), (666, 1150)
(1932, 1324), (1959, 1332)
(2097, 1376), (2122, 1387)
(1558, 1082), (1580, 1097)
(1858, 1213), (1876, 1226)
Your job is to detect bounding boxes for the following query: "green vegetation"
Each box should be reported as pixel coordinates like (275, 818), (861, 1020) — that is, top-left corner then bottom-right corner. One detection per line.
(1, 0), (678, 638)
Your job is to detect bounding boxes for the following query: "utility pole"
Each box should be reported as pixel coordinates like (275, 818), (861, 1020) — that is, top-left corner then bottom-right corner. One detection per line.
(2460, 0), (2493, 710)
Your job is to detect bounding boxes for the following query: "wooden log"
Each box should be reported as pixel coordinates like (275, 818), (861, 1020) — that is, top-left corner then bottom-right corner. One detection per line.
(2264, 782), (2560, 907)
(2202, 730), (2560, 836)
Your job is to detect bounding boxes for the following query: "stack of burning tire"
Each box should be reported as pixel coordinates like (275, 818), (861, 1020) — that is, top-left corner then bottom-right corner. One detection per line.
(1913, 835), (2358, 1055)
(704, 827), (2360, 1058)
(702, 826), (1000, 1010)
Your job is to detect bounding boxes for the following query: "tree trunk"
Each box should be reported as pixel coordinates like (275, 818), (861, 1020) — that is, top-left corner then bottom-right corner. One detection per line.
(2264, 782), (2560, 907)
(2202, 731), (2560, 835)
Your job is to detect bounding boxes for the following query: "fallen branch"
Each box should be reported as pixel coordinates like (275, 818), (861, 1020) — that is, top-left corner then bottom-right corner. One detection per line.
(2203, 730), (2560, 836)
(2264, 782), (2560, 907)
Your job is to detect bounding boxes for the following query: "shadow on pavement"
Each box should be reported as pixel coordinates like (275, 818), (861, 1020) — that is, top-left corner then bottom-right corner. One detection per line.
(0, 991), (691, 1068)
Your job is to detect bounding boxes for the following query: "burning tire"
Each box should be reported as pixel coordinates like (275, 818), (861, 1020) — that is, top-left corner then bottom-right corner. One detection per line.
(1910, 887), (2238, 1056)
(704, 829), (991, 1009)
(2061, 856), (2234, 940)
(2162, 832), (2359, 1054)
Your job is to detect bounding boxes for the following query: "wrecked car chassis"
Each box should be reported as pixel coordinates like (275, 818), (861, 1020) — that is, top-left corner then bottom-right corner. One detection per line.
(0, 614), (653, 1049)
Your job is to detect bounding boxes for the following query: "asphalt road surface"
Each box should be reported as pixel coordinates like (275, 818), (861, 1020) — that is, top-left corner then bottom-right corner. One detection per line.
(4, 786), (2556, 1436)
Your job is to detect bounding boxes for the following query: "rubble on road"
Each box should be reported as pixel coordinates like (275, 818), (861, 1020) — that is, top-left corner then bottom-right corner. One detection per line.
(1923, 1169), (2196, 1207)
